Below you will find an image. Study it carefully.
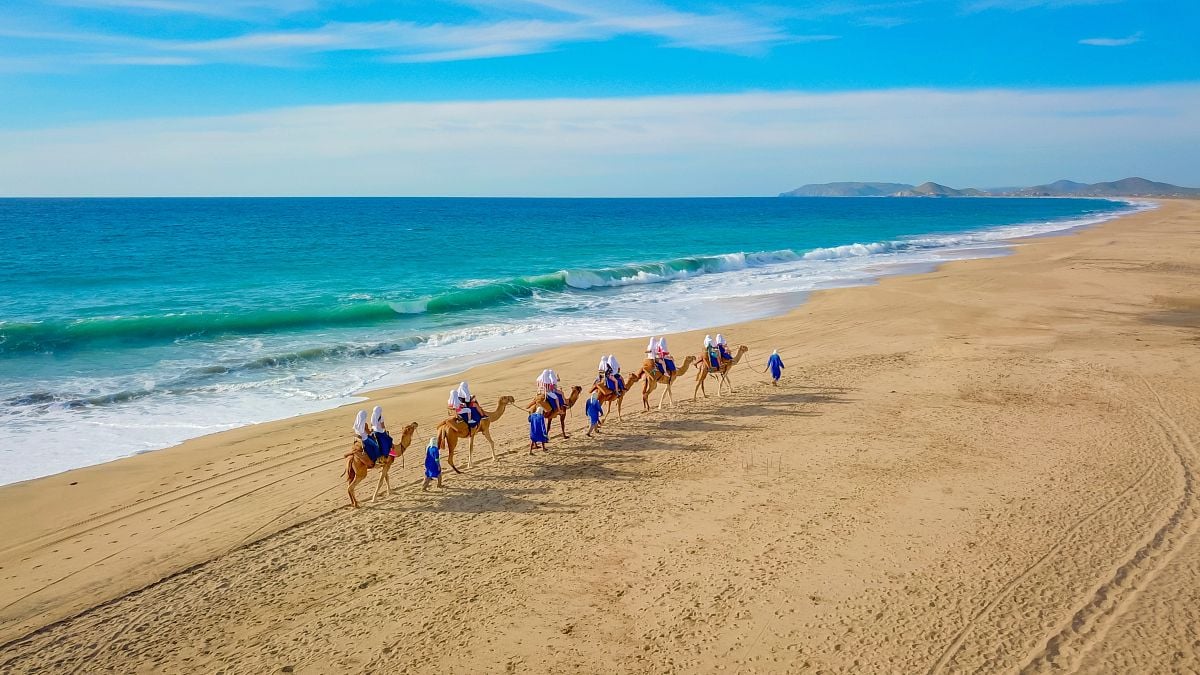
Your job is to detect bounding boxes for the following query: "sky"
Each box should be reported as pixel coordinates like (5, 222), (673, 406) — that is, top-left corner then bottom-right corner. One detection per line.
(0, 0), (1197, 196)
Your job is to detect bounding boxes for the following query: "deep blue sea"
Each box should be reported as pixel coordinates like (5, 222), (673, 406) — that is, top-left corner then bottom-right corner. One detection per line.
(0, 196), (1140, 483)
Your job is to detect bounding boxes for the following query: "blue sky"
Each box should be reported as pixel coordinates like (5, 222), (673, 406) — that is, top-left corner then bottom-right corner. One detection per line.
(1, 0), (1197, 195)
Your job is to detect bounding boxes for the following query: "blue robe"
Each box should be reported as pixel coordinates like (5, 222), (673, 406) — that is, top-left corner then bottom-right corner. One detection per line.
(529, 412), (549, 443)
(706, 348), (720, 369)
(664, 357), (676, 374)
(369, 431), (394, 461)
(424, 444), (441, 479)
(360, 435), (382, 463)
(585, 397), (603, 425)
(719, 345), (732, 360)
(768, 353), (784, 380)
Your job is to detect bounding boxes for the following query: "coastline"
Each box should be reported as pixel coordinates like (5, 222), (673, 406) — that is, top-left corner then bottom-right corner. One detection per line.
(3, 199), (1199, 672)
(0, 197), (1141, 486)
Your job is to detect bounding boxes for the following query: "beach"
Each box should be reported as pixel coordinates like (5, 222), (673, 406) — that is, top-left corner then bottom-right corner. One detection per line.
(2, 198), (1198, 672)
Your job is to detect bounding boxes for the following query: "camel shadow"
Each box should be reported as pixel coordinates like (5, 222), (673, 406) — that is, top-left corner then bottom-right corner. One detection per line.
(373, 484), (574, 515)
(522, 458), (642, 483)
(653, 418), (742, 433)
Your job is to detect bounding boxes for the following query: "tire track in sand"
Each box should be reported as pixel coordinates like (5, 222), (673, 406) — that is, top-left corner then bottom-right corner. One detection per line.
(1017, 377), (1199, 674)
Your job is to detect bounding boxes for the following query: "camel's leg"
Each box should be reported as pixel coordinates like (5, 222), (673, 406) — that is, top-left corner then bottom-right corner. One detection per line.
(468, 433), (476, 469)
(559, 413), (570, 439)
(657, 381), (669, 410)
(447, 439), (462, 474)
(372, 464), (388, 503)
(616, 396), (623, 420)
(482, 426), (498, 463)
(347, 462), (364, 508)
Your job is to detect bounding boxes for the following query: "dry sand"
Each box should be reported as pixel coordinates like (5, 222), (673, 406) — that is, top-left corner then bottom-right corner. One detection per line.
(1, 200), (1199, 673)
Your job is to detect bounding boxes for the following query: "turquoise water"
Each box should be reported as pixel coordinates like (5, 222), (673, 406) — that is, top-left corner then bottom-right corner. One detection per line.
(0, 196), (1136, 482)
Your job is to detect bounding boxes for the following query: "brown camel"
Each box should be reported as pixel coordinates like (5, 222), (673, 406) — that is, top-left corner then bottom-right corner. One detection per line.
(528, 385), (583, 439)
(436, 395), (516, 473)
(589, 370), (644, 420)
(639, 354), (697, 411)
(344, 421), (418, 508)
(694, 344), (750, 399)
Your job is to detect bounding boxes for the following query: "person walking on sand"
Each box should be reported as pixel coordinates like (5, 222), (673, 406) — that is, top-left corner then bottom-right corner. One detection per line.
(585, 390), (604, 437)
(529, 408), (550, 453)
(422, 436), (443, 491)
(767, 349), (785, 386)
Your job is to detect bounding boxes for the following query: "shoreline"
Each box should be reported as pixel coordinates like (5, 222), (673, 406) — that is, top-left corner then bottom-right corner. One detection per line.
(2, 199), (1198, 672)
(0, 197), (1142, 487)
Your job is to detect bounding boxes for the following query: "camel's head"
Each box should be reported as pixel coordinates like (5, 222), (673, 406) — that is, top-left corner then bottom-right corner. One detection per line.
(681, 354), (697, 366)
(498, 395), (516, 406)
(398, 421), (418, 448)
(737, 345), (749, 355)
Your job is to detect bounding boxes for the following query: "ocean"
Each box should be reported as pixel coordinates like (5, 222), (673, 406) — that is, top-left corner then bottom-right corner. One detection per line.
(0, 196), (1140, 484)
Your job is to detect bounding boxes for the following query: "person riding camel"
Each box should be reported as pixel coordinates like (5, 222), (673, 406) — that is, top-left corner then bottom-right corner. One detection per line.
(647, 337), (668, 376)
(704, 334), (720, 369)
(537, 369), (565, 412)
(716, 333), (733, 363)
(606, 354), (623, 393)
(353, 409), (383, 463)
(597, 356), (612, 391)
(657, 337), (677, 375)
(457, 381), (487, 422)
(448, 387), (477, 430)
(369, 405), (394, 458)
(549, 369), (566, 409)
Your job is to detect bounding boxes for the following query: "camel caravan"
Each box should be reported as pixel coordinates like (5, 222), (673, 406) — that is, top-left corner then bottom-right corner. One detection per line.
(344, 333), (757, 507)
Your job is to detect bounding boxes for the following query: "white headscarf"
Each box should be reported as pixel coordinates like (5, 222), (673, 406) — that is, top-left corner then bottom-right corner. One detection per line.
(448, 388), (461, 407)
(607, 354), (619, 372)
(371, 405), (385, 433)
(537, 369), (550, 386)
(646, 336), (658, 354)
(457, 381), (471, 400)
(598, 356), (608, 371)
(704, 334), (713, 347)
(549, 369), (559, 385)
(590, 390), (599, 402)
(772, 349), (778, 356)
(658, 337), (669, 353)
(427, 436), (438, 450)
(353, 410), (368, 439)
(716, 333), (727, 346)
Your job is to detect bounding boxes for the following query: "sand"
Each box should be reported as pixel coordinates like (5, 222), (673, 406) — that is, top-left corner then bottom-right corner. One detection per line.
(2, 199), (1199, 673)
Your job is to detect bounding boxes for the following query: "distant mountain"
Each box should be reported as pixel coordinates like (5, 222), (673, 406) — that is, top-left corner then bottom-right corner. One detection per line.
(1013, 177), (1200, 198)
(779, 182), (914, 197)
(779, 177), (1199, 198)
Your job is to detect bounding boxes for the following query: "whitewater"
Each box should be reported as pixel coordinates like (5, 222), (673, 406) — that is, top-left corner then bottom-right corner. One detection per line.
(0, 197), (1145, 483)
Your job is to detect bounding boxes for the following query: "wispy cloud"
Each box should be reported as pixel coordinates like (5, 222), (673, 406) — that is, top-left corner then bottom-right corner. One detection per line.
(2, 84), (1195, 196)
(1079, 31), (1141, 47)
(1, 0), (818, 68)
(50, 0), (320, 19)
(964, 0), (1121, 12)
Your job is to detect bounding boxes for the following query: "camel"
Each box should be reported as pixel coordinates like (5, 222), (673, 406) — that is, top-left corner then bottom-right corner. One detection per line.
(344, 421), (418, 508)
(528, 385), (583, 439)
(436, 395), (516, 473)
(694, 345), (750, 399)
(639, 355), (697, 411)
(589, 370), (644, 421)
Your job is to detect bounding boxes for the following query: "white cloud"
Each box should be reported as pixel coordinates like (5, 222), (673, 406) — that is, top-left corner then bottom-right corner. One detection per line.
(50, 0), (320, 19)
(1, 84), (1196, 196)
(7, 0), (811, 68)
(964, 0), (1120, 11)
(1079, 31), (1142, 46)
